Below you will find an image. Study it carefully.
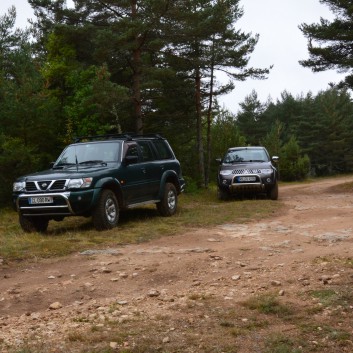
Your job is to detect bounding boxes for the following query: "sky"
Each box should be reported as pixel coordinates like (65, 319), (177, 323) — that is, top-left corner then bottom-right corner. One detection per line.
(0, 0), (346, 113)
(220, 0), (345, 112)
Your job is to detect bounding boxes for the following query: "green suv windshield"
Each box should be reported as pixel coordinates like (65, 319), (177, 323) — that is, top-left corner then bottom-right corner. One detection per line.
(54, 141), (121, 167)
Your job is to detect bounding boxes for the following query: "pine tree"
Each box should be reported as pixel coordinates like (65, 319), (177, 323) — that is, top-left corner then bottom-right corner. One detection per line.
(299, 0), (353, 88)
(164, 0), (270, 186)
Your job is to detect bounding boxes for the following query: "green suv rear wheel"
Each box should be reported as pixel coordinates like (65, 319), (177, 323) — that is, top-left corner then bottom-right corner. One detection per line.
(157, 183), (177, 217)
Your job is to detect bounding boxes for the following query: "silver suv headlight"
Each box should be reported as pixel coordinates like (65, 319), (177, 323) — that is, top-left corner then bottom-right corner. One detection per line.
(220, 170), (232, 176)
(260, 169), (273, 174)
(67, 177), (93, 189)
(13, 181), (26, 192)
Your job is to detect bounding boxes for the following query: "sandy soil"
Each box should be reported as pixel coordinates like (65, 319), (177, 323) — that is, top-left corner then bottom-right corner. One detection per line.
(1, 176), (353, 352)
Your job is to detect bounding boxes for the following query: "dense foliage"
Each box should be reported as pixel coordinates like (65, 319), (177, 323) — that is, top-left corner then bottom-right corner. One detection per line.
(1, 0), (353, 208)
(210, 87), (353, 181)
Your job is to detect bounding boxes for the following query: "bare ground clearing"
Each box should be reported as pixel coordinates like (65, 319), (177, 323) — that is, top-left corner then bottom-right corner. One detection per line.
(1, 176), (353, 353)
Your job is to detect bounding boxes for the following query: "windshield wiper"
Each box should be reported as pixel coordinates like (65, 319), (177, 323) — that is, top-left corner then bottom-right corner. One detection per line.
(52, 162), (76, 169)
(79, 160), (107, 165)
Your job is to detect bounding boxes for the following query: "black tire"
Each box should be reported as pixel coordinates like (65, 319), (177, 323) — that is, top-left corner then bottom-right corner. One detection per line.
(268, 182), (279, 200)
(217, 187), (230, 201)
(19, 214), (49, 233)
(92, 190), (119, 230)
(157, 183), (178, 217)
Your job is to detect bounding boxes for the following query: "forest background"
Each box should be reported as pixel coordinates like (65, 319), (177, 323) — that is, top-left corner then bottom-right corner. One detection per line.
(1, 0), (353, 208)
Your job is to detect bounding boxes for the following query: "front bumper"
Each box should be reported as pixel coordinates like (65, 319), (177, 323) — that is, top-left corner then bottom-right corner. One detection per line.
(219, 173), (275, 194)
(14, 189), (97, 217)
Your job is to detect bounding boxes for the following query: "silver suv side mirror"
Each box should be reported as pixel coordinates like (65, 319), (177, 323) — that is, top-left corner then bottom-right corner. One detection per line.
(272, 156), (279, 162)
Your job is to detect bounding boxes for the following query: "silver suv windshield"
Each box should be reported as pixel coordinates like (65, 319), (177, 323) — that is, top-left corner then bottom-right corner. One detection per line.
(223, 148), (269, 164)
(54, 141), (121, 167)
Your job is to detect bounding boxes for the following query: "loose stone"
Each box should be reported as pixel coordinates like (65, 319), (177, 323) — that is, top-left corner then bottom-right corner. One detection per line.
(49, 302), (62, 310)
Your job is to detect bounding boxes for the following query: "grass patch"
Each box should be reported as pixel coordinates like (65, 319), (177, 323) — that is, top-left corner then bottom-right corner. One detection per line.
(344, 258), (353, 268)
(313, 254), (353, 267)
(0, 185), (282, 261)
(227, 318), (270, 337)
(310, 287), (353, 306)
(264, 334), (302, 353)
(309, 287), (353, 311)
(242, 293), (294, 318)
(326, 181), (353, 193)
(299, 323), (352, 346)
(309, 289), (338, 306)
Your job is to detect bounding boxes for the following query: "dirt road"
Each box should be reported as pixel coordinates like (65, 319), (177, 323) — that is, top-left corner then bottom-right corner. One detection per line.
(1, 176), (353, 353)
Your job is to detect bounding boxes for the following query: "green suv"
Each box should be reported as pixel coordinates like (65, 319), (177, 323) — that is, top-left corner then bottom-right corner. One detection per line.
(13, 134), (185, 232)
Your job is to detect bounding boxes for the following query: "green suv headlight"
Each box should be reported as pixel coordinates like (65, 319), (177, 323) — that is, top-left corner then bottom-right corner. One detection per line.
(13, 181), (26, 192)
(68, 177), (93, 189)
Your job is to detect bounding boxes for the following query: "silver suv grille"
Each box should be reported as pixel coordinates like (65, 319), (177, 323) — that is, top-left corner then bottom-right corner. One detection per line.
(26, 180), (68, 192)
(232, 169), (261, 175)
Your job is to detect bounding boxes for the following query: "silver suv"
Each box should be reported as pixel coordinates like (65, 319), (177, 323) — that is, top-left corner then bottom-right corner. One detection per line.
(217, 146), (279, 200)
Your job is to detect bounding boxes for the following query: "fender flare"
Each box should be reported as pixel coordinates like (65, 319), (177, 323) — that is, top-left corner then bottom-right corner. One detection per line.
(158, 170), (180, 199)
(92, 177), (124, 207)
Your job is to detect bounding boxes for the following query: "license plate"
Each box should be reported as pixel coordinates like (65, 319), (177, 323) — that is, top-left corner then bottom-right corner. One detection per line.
(238, 176), (256, 182)
(29, 196), (54, 204)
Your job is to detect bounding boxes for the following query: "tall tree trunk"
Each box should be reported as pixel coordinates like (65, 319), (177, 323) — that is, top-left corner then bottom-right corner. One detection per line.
(132, 46), (143, 134)
(131, 0), (143, 134)
(195, 67), (205, 187)
(205, 40), (215, 189)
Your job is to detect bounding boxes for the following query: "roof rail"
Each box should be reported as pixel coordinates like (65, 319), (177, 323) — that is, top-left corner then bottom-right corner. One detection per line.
(73, 134), (132, 143)
(73, 133), (164, 143)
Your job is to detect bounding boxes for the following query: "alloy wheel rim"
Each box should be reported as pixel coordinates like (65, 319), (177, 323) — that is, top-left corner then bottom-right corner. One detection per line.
(167, 190), (176, 210)
(105, 198), (117, 222)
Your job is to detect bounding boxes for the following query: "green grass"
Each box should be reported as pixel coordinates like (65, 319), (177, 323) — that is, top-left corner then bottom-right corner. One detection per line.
(326, 181), (353, 193)
(263, 334), (302, 353)
(242, 293), (294, 318)
(0, 185), (282, 261)
(309, 287), (353, 310)
(309, 289), (338, 306)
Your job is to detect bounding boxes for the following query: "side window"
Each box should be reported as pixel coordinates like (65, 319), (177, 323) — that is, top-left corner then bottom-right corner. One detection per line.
(125, 144), (140, 162)
(153, 140), (173, 160)
(137, 141), (155, 162)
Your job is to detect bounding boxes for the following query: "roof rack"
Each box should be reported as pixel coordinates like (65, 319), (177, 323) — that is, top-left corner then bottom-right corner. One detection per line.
(73, 133), (164, 143)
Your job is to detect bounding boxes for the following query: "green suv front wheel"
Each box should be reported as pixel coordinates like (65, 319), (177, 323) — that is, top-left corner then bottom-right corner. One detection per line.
(157, 183), (178, 217)
(19, 214), (49, 233)
(92, 190), (119, 230)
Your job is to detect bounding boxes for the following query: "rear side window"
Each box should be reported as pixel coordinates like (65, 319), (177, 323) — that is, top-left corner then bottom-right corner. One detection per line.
(137, 141), (155, 161)
(153, 140), (173, 160)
